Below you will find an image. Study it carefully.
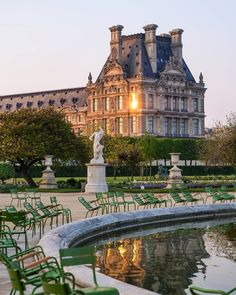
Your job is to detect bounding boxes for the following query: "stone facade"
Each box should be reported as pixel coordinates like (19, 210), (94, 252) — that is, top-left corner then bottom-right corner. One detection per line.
(0, 24), (206, 138)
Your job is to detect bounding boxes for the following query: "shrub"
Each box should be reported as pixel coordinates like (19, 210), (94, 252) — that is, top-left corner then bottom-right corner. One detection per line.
(66, 178), (77, 187)
(0, 163), (15, 183)
(56, 180), (67, 188)
(0, 183), (17, 193)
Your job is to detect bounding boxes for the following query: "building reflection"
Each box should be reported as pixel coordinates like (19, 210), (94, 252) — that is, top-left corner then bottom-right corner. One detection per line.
(96, 229), (209, 295)
(204, 223), (236, 262)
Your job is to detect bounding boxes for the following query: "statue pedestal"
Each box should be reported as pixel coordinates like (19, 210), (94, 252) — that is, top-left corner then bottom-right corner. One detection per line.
(39, 167), (58, 189)
(166, 166), (184, 188)
(85, 163), (108, 193)
(166, 153), (183, 189)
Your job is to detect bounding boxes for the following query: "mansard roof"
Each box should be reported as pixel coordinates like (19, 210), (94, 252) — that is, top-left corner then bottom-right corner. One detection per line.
(0, 87), (88, 112)
(97, 33), (195, 83)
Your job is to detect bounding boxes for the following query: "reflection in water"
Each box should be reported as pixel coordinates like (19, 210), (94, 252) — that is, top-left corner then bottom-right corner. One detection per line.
(96, 224), (236, 295)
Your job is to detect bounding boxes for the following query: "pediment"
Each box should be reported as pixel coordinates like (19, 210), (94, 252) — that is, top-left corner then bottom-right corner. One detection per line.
(165, 68), (184, 76)
(105, 66), (123, 76)
(162, 56), (185, 77)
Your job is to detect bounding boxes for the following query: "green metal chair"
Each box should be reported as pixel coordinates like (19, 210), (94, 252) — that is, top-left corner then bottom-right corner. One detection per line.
(143, 193), (167, 208)
(169, 192), (186, 206)
(131, 194), (151, 209)
(106, 192), (118, 213)
(78, 196), (105, 218)
(189, 285), (236, 294)
(0, 224), (22, 255)
(41, 272), (81, 295)
(0, 249), (63, 289)
(2, 207), (33, 249)
(59, 246), (120, 295)
(115, 191), (136, 211)
(35, 200), (62, 228)
(7, 268), (44, 295)
(50, 196), (72, 223)
(23, 202), (45, 237)
(181, 191), (204, 205)
(95, 193), (109, 213)
(10, 189), (28, 208)
(25, 188), (41, 207)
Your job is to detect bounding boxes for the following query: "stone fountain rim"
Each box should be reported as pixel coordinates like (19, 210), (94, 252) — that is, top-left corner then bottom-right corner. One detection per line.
(39, 203), (236, 295)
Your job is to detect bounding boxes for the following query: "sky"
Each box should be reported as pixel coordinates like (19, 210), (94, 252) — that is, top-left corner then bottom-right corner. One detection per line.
(0, 0), (235, 127)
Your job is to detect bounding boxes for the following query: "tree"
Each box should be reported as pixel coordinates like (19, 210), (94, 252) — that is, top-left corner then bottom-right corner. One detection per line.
(139, 134), (157, 180)
(104, 136), (130, 179)
(0, 108), (87, 187)
(118, 143), (143, 181)
(200, 113), (236, 166)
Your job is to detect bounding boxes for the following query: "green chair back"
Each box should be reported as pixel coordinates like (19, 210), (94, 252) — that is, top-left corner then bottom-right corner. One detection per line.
(60, 246), (98, 286)
(35, 201), (52, 215)
(50, 196), (58, 206)
(78, 197), (93, 210)
(23, 202), (34, 211)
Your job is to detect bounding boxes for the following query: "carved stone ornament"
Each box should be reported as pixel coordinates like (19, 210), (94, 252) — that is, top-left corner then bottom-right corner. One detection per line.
(162, 56), (185, 76)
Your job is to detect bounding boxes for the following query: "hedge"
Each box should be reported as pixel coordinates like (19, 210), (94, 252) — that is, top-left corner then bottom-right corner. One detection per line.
(15, 164), (235, 178)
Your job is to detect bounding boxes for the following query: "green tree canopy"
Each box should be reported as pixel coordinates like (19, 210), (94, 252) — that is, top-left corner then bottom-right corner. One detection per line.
(0, 108), (88, 186)
(200, 113), (236, 166)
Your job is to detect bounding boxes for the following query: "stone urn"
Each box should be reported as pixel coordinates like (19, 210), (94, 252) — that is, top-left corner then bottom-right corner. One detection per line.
(39, 155), (58, 189)
(166, 153), (183, 188)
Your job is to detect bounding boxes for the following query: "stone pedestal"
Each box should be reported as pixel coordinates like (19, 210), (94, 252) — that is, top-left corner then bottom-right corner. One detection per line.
(85, 163), (108, 193)
(39, 155), (58, 189)
(39, 168), (58, 189)
(166, 153), (183, 189)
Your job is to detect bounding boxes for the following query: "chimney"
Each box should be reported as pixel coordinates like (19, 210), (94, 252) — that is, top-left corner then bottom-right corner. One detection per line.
(169, 28), (184, 65)
(109, 25), (124, 64)
(143, 24), (158, 73)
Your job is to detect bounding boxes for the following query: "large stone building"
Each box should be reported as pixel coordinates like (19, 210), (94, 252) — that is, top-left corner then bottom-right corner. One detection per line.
(0, 24), (206, 137)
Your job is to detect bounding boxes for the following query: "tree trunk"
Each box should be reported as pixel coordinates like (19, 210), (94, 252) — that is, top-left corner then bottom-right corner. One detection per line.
(113, 166), (117, 180)
(131, 167), (134, 182)
(149, 160), (152, 181)
(21, 164), (37, 187)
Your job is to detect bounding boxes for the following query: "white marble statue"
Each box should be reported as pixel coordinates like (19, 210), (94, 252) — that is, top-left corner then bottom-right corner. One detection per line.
(89, 127), (104, 163)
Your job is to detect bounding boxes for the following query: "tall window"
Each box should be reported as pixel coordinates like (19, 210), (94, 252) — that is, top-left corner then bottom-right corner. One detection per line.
(147, 116), (154, 133)
(131, 116), (137, 133)
(193, 98), (198, 112)
(172, 97), (177, 111)
(104, 118), (109, 134)
(172, 118), (177, 136)
(148, 94), (153, 108)
(92, 99), (98, 112)
(192, 119), (199, 135)
(117, 117), (123, 134)
(164, 96), (168, 110)
(180, 97), (188, 112)
(104, 97), (109, 111)
(180, 119), (186, 136)
(117, 96), (123, 110)
(164, 117), (171, 136)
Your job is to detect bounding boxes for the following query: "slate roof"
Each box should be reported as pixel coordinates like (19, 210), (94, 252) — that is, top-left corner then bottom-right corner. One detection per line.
(0, 87), (88, 112)
(98, 33), (195, 82)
